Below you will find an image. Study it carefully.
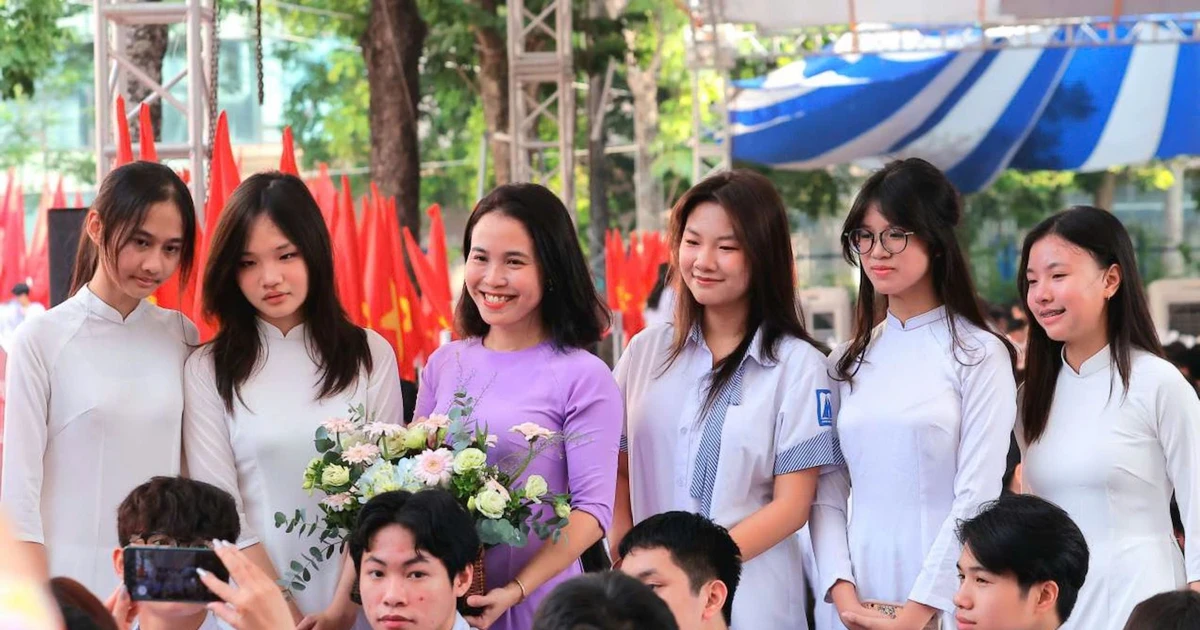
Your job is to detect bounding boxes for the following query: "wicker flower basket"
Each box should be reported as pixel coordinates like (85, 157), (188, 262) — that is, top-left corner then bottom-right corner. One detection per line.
(460, 547), (488, 618)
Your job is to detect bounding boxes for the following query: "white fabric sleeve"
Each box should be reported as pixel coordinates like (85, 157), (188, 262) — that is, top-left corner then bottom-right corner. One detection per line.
(810, 463), (855, 603)
(364, 330), (405, 427)
(181, 351), (260, 548)
(907, 340), (1016, 612)
(1155, 366), (1200, 583)
(0, 327), (51, 544)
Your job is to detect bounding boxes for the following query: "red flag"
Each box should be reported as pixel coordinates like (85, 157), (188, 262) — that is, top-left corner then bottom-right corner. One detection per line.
(114, 96), (133, 167)
(190, 114), (237, 340)
(331, 176), (364, 326)
(362, 195), (401, 353)
(382, 197), (422, 380)
(425, 204), (452, 310)
(215, 113), (240, 200)
(357, 195), (372, 267)
(51, 177), (66, 210)
(25, 186), (51, 307)
(280, 126), (299, 176)
(138, 103), (157, 161)
(0, 178), (25, 295)
(310, 164), (336, 228)
(402, 226), (453, 332)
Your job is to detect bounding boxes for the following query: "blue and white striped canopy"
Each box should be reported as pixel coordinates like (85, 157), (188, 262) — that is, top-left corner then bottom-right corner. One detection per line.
(730, 21), (1200, 193)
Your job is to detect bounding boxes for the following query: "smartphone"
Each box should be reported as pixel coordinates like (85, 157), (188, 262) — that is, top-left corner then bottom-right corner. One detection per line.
(123, 545), (229, 603)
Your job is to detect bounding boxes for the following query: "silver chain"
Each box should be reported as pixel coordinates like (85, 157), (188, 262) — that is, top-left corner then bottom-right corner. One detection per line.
(207, 0), (221, 189)
(256, 0), (264, 105)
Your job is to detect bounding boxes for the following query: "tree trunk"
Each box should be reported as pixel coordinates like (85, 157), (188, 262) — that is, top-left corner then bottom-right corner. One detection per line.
(1163, 161), (1185, 277)
(123, 1), (169, 140)
(1094, 170), (1117, 212)
(470, 0), (510, 187)
(587, 0), (610, 281)
(587, 71), (609, 280)
(362, 0), (427, 237)
(624, 12), (664, 231)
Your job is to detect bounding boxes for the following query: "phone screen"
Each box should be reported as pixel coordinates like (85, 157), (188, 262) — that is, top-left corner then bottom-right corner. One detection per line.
(123, 546), (229, 603)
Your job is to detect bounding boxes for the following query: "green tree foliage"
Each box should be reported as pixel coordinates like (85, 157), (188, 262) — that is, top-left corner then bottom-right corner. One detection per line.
(0, 0), (75, 99)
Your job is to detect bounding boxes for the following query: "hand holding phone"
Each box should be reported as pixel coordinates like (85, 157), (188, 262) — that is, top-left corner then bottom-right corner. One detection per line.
(123, 545), (230, 603)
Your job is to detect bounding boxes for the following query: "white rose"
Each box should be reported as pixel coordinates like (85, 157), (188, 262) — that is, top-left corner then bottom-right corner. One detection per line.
(321, 464), (351, 487)
(522, 475), (548, 503)
(475, 490), (508, 519)
(453, 448), (487, 474)
(554, 502), (571, 520)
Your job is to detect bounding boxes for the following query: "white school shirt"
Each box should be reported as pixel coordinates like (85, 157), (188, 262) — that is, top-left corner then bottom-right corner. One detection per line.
(1020, 346), (1200, 630)
(183, 321), (403, 621)
(616, 323), (842, 630)
(809, 307), (1016, 630)
(0, 286), (197, 597)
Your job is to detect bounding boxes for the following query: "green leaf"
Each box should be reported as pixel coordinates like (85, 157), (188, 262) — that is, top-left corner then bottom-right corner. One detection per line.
(274, 512), (286, 528)
(291, 581), (306, 592)
(302, 568), (312, 581)
(315, 437), (337, 453)
(326, 546), (337, 560)
(310, 546), (322, 559)
(290, 561), (304, 573)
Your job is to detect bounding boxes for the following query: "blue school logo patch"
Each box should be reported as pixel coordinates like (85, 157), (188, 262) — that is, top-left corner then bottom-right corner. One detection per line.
(816, 389), (833, 426)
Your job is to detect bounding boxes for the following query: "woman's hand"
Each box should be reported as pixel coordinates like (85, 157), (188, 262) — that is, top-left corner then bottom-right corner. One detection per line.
(296, 605), (358, 630)
(199, 541), (295, 630)
(103, 585), (138, 630)
(463, 583), (523, 629)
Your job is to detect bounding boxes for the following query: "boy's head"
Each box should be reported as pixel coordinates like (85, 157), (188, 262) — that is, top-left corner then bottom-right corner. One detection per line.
(531, 571), (679, 630)
(617, 511), (741, 630)
(954, 494), (1089, 630)
(349, 489), (479, 630)
(1123, 590), (1200, 630)
(11, 283), (30, 306)
(112, 476), (240, 622)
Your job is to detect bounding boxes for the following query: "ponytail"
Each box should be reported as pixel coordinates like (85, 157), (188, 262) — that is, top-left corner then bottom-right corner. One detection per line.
(68, 221), (99, 296)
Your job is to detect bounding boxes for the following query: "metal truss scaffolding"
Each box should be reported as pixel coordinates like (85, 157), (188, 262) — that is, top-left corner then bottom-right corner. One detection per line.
(687, 0), (732, 183)
(507, 0), (575, 216)
(93, 0), (214, 215)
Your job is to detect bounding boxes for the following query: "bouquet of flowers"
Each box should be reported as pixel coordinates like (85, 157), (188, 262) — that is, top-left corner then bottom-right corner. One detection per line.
(275, 390), (572, 593)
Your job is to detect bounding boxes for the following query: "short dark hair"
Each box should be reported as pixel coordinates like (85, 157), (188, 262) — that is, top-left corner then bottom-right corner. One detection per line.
(455, 183), (611, 350)
(531, 571), (679, 630)
(957, 494), (1088, 624)
(116, 476), (239, 547)
(11, 283), (29, 296)
(617, 511), (742, 624)
(1123, 591), (1200, 630)
(349, 489), (479, 583)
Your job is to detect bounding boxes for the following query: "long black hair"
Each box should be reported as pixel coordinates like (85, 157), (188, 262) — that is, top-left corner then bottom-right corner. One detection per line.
(835, 158), (1015, 384)
(202, 172), (372, 411)
(69, 161), (196, 296)
(455, 183), (610, 349)
(1017, 206), (1161, 444)
(664, 169), (824, 415)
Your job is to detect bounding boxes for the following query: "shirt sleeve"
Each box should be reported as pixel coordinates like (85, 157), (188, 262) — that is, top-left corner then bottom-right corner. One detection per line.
(414, 346), (444, 419)
(181, 351), (260, 548)
(612, 347), (633, 454)
(0, 326), (51, 544)
(907, 339), (1016, 612)
(810, 463), (855, 602)
(774, 349), (844, 475)
(1155, 366), (1200, 583)
(365, 331), (405, 427)
(559, 357), (624, 535)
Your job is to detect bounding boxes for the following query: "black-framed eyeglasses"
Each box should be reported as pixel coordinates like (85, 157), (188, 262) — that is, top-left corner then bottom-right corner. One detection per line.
(844, 227), (916, 255)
